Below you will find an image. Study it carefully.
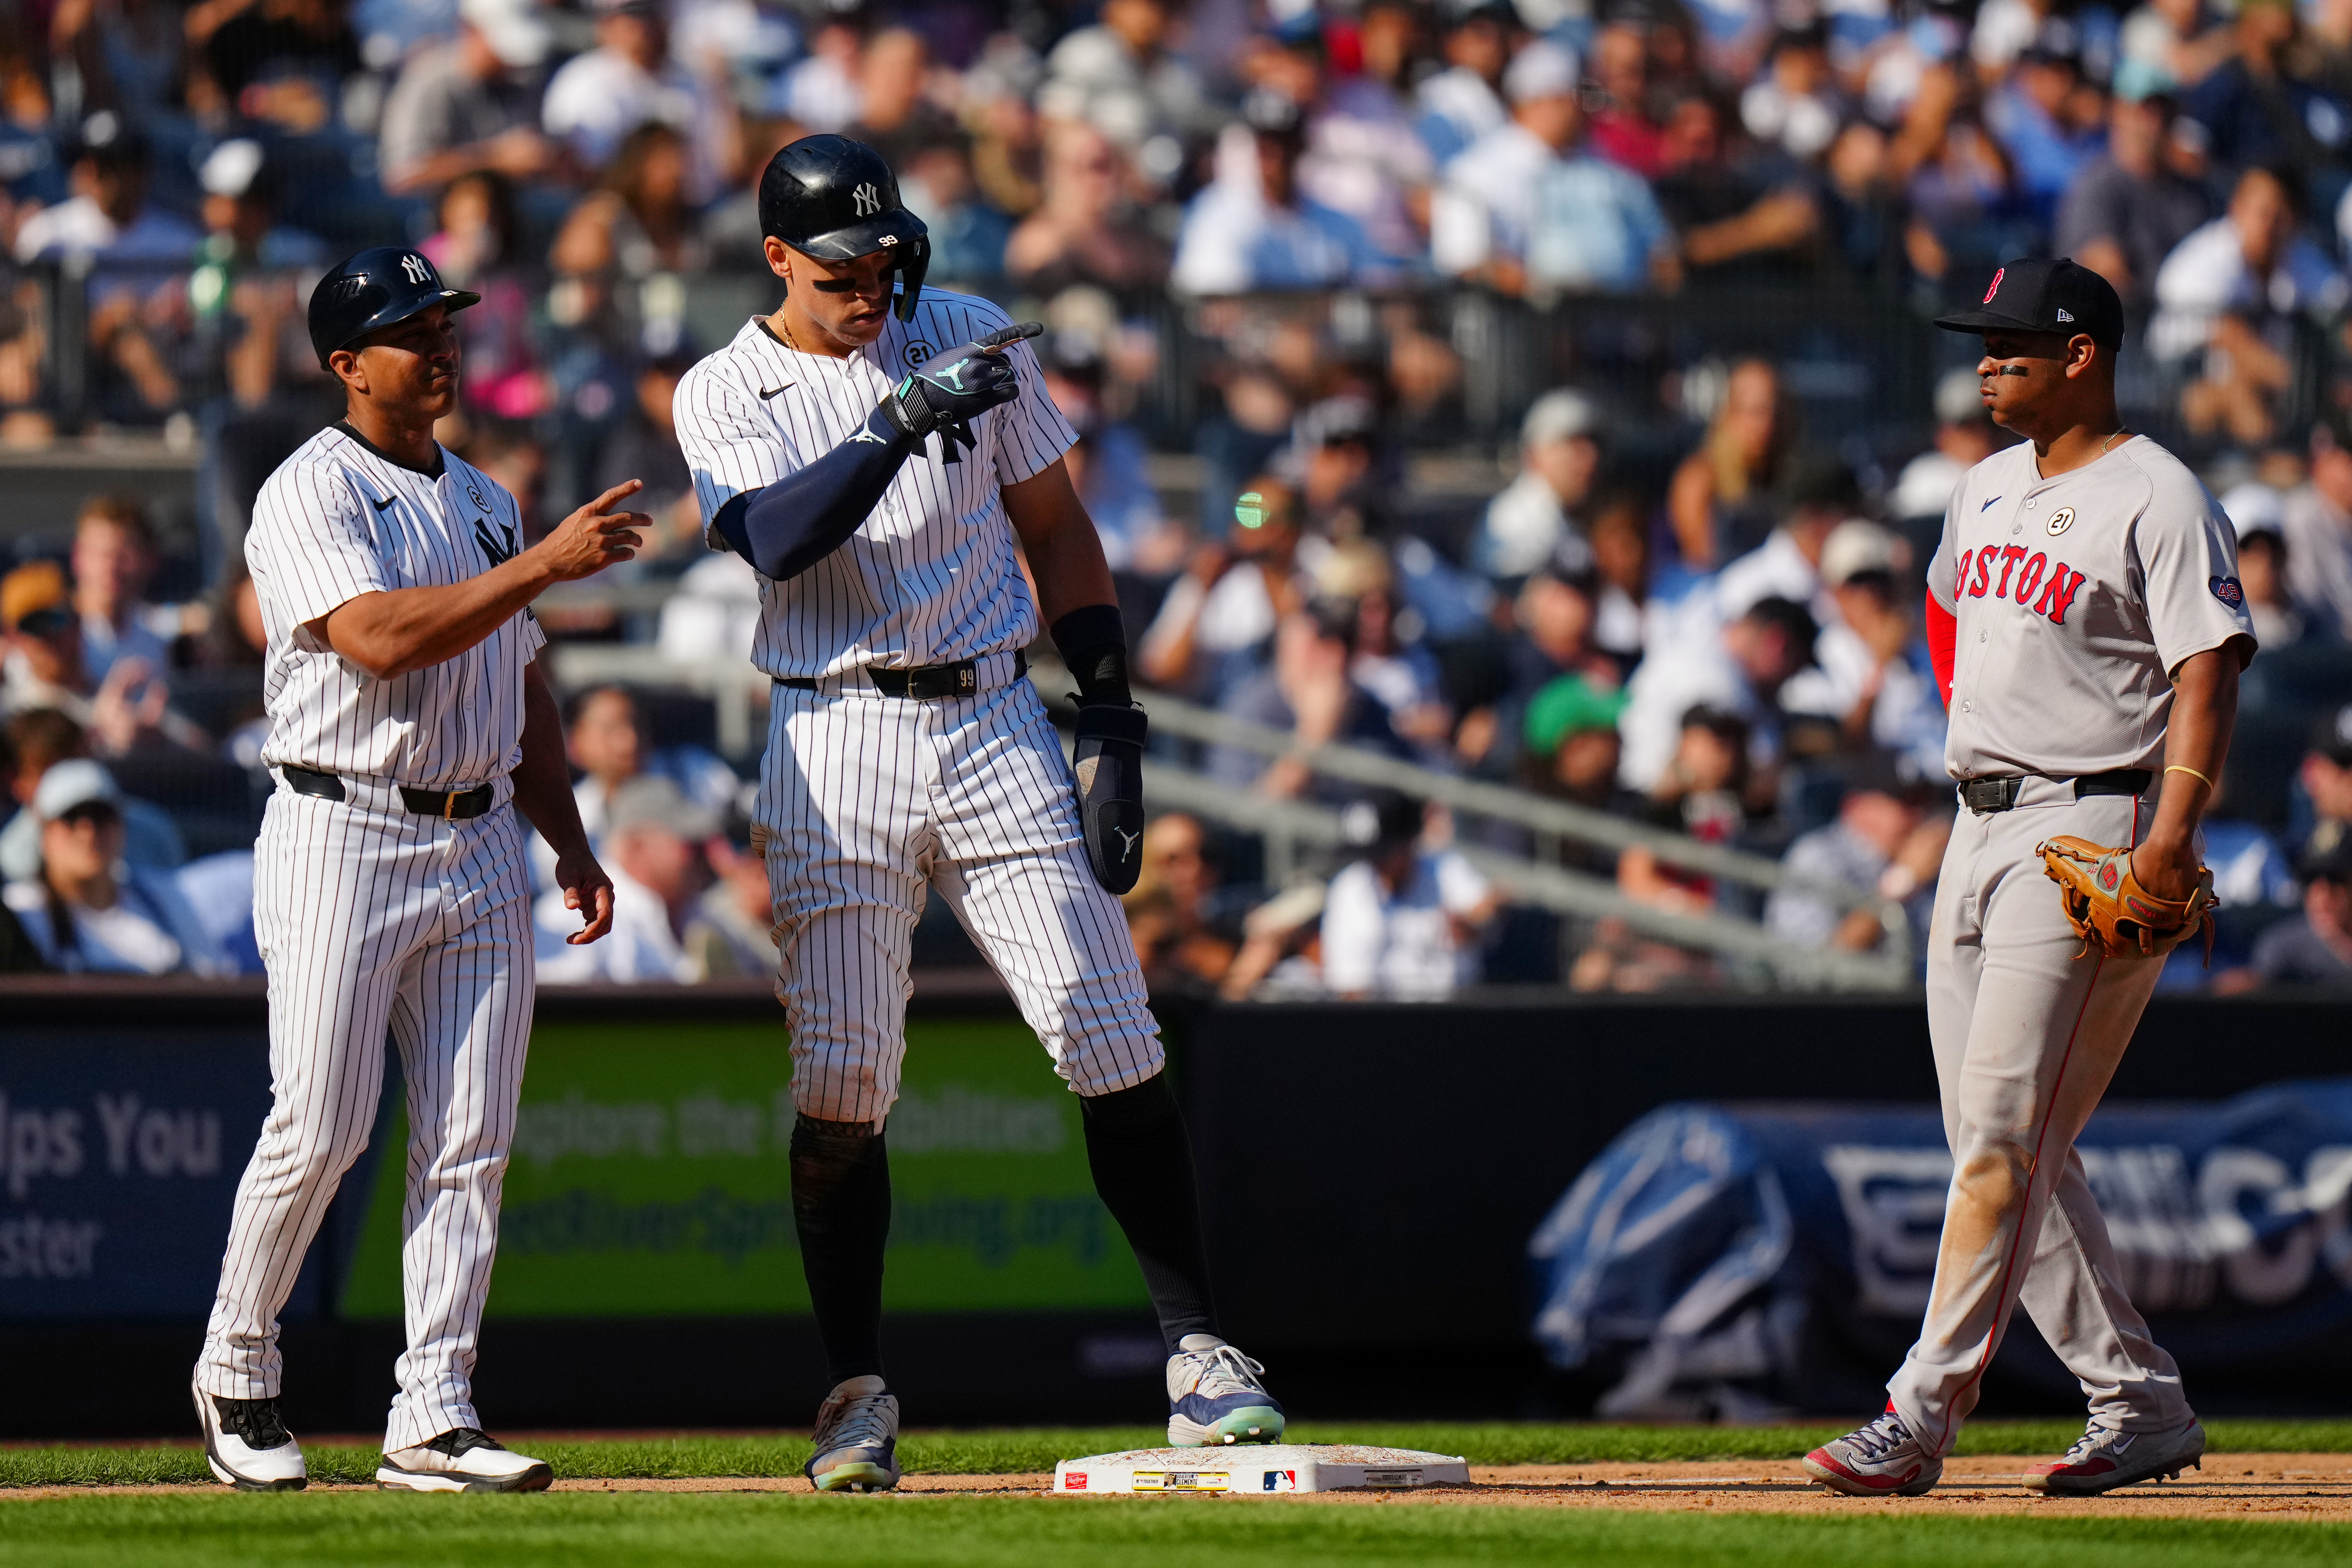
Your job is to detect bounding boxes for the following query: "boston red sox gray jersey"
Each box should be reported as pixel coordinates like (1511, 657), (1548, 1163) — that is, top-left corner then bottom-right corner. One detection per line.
(672, 290), (1077, 680)
(1926, 434), (2254, 781)
(671, 293), (1161, 1123)
(200, 424), (542, 1455)
(1891, 432), (2254, 1458)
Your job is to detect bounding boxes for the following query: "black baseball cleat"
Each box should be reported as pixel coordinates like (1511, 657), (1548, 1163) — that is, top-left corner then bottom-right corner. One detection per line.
(376, 1428), (553, 1493)
(192, 1380), (308, 1491)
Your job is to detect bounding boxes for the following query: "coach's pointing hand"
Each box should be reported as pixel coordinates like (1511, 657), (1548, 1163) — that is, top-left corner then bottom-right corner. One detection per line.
(533, 479), (650, 581)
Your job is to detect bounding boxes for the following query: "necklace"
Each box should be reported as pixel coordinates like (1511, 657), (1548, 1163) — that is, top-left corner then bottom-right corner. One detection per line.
(2099, 427), (2129, 454)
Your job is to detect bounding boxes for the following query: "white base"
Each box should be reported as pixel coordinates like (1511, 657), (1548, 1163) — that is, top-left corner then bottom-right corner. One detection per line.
(1052, 1444), (1468, 1496)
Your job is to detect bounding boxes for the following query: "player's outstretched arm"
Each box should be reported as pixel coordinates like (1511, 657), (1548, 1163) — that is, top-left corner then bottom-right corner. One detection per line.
(2131, 641), (2249, 902)
(512, 659), (615, 944)
(314, 481), (649, 680)
(710, 325), (1038, 581)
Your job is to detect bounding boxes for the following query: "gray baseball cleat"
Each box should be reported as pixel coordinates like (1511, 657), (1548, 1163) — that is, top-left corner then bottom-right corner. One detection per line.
(1166, 1335), (1286, 1447)
(376, 1428), (553, 1492)
(2023, 1418), (2205, 1495)
(193, 1381), (307, 1491)
(1802, 1405), (1943, 1497)
(805, 1375), (901, 1492)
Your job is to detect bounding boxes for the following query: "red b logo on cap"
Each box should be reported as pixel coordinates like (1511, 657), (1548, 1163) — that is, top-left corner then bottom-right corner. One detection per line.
(1983, 267), (2005, 304)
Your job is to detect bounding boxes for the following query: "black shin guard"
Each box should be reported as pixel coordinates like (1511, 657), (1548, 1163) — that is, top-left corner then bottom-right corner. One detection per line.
(1081, 1073), (1217, 1351)
(789, 1114), (892, 1385)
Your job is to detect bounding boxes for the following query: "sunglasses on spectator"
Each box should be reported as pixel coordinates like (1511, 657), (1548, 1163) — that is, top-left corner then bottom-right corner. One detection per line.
(14, 606), (72, 638)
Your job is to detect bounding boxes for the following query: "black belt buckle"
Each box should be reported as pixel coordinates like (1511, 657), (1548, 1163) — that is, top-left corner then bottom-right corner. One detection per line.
(1961, 776), (2022, 814)
(281, 764), (346, 802)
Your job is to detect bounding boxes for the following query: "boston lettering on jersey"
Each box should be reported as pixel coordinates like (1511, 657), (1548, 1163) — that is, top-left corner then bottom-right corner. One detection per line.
(1954, 544), (2087, 625)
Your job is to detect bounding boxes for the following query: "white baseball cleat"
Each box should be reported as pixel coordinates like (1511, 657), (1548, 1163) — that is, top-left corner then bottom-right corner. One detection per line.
(192, 1381), (307, 1492)
(2023, 1418), (2206, 1495)
(805, 1375), (901, 1492)
(376, 1428), (553, 1492)
(1802, 1404), (1943, 1497)
(1165, 1335), (1286, 1447)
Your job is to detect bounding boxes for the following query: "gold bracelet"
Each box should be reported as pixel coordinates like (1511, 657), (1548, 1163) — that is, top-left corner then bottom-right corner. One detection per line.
(2164, 764), (2215, 791)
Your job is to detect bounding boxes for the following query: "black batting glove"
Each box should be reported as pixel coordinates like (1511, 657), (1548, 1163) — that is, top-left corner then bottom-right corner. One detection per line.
(879, 322), (1042, 442)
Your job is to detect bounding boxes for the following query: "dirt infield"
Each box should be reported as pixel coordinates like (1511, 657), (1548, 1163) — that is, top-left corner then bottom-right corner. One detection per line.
(12, 1453), (2349, 1518)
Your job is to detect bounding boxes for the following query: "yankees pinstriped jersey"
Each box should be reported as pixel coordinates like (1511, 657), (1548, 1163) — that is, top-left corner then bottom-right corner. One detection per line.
(246, 424), (546, 788)
(1926, 435), (2254, 781)
(672, 290), (1077, 680)
(201, 421), (543, 1454)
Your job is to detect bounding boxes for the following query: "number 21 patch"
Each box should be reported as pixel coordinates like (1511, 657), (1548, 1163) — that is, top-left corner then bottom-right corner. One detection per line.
(2209, 575), (2244, 607)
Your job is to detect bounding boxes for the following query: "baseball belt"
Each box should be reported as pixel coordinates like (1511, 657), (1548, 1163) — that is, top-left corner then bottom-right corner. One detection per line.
(776, 650), (1026, 701)
(1958, 768), (2153, 815)
(280, 763), (499, 820)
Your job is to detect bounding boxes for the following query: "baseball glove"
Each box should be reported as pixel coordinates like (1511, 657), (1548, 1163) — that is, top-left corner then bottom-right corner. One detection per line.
(2038, 835), (2218, 963)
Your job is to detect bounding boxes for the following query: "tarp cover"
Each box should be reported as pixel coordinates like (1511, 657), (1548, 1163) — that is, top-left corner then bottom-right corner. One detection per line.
(1529, 1083), (2352, 1419)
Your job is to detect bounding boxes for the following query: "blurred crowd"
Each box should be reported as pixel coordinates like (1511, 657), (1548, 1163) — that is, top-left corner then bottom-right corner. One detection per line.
(0, 0), (2349, 996)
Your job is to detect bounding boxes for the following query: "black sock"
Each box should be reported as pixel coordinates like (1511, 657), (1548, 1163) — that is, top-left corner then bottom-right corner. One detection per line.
(1081, 1073), (1217, 1353)
(789, 1114), (891, 1386)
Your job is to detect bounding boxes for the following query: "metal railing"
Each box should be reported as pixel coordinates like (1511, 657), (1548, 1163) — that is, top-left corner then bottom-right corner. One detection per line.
(1028, 656), (1916, 992)
(539, 640), (1913, 988)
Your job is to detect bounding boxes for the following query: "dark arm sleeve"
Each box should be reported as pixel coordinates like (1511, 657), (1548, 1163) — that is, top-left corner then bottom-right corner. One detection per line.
(711, 409), (921, 581)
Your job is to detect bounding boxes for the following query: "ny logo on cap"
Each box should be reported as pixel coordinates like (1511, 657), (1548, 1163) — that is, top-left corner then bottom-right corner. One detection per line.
(401, 253), (430, 284)
(852, 182), (880, 217)
(1983, 266), (2004, 304)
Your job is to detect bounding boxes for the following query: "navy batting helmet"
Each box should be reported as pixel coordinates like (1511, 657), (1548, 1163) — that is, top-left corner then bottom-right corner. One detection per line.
(307, 247), (481, 370)
(758, 135), (930, 322)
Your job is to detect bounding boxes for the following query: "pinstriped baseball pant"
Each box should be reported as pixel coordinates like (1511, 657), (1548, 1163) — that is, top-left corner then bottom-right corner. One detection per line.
(197, 784), (535, 1453)
(754, 675), (1164, 1123)
(1890, 781), (2191, 1455)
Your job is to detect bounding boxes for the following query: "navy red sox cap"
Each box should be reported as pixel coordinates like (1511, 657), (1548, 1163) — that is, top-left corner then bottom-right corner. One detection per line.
(758, 134), (932, 321)
(307, 246), (481, 370)
(1935, 257), (2125, 350)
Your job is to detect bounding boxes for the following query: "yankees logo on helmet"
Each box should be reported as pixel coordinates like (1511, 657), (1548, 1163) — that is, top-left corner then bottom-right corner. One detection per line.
(401, 253), (430, 284)
(853, 182), (880, 216)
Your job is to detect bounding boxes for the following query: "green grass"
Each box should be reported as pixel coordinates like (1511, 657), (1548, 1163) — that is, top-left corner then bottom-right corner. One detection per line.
(0, 1493), (2348, 1568)
(8, 1420), (2352, 1489)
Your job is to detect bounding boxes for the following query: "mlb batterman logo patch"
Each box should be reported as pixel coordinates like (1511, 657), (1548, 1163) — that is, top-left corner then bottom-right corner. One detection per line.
(2210, 575), (2244, 606)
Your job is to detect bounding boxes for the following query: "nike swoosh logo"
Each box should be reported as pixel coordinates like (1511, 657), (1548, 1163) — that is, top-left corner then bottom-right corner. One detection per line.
(1981, 496), (2001, 511)
(369, 494), (397, 512)
(758, 385), (790, 399)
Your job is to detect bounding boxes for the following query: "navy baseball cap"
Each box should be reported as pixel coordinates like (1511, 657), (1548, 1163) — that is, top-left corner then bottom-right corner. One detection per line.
(1935, 258), (2124, 350)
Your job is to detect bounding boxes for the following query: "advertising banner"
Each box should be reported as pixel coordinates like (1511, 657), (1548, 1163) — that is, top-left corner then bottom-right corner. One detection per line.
(0, 1028), (371, 1320)
(1529, 1083), (2352, 1417)
(339, 1018), (1149, 1317)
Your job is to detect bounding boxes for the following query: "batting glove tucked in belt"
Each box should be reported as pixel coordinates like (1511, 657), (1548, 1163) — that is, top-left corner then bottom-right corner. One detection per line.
(878, 322), (1040, 461)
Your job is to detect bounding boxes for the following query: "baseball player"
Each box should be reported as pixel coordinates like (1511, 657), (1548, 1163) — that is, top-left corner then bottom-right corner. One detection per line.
(191, 248), (649, 1492)
(1805, 259), (2253, 1498)
(673, 135), (1283, 1492)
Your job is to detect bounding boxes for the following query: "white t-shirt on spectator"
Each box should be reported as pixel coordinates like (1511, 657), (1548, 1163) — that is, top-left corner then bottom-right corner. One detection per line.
(2149, 217), (2350, 360)
(533, 865), (695, 983)
(542, 47), (706, 184)
(1713, 528), (1826, 623)
(1779, 622), (1950, 782)
(1320, 850), (1489, 1000)
(1432, 121), (1554, 274)
(1140, 560), (1283, 684)
(1616, 631), (1758, 793)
